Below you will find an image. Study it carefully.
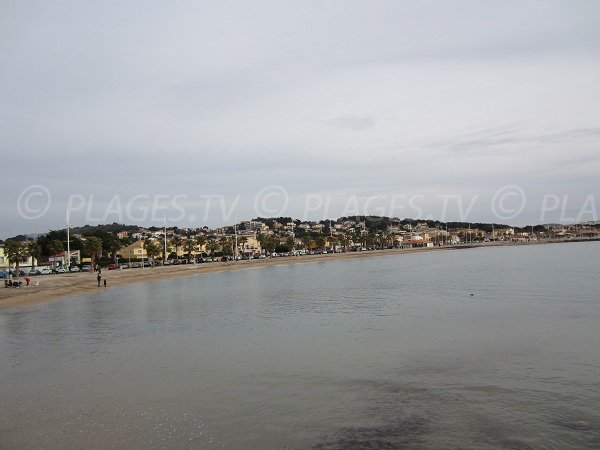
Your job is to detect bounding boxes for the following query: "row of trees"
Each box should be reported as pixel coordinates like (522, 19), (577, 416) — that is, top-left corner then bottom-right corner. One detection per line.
(162, 232), (395, 260)
(3, 226), (410, 275)
(156, 234), (256, 260)
(4, 230), (112, 272)
(256, 231), (396, 253)
(3, 235), (105, 274)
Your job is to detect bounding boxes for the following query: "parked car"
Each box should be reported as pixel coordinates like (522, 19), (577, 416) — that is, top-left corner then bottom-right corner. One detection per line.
(9, 269), (26, 277)
(81, 265), (92, 272)
(0, 270), (8, 278)
(108, 263), (119, 270)
(54, 267), (68, 274)
(39, 268), (52, 275)
(119, 264), (128, 269)
(29, 268), (41, 276)
(69, 266), (80, 272)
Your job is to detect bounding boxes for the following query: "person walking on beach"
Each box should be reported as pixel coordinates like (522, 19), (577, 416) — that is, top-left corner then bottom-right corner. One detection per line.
(97, 273), (102, 287)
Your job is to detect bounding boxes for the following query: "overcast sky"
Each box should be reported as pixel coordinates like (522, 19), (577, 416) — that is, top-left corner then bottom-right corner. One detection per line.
(1, 0), (599, 237)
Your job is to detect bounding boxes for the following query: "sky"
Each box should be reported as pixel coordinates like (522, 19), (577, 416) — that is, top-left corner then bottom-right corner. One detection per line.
(1, 0), (599, 237)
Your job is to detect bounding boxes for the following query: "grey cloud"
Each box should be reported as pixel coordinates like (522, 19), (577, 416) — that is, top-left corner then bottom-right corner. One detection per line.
(1, 0), (600, 237)
(423, 126), (600, 156)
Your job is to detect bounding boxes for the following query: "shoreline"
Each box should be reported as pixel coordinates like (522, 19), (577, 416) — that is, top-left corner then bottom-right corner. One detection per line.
(0, 239), (596, 310)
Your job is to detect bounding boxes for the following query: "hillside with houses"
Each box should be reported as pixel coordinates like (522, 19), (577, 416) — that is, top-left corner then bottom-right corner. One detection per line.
(1, 217), (599, 274)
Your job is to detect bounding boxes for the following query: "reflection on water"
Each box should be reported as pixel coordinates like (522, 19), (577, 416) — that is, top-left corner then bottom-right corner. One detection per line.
(1, 242), (599, 449)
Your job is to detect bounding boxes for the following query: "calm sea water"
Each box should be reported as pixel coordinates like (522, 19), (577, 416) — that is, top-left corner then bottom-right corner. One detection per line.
(1, 242), (599, 449)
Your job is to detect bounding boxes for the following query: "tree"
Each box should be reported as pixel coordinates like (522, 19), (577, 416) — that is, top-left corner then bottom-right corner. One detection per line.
(170, 235), (184, 259)
(106, 237), (122, 262)
(85, 236), (103, 266)
(263, 236), (277, 257)
(256, 233), (267, 251)
(26, 241), (42, 268)
(225, 237), (235, 256)
(4, 239), (26, 277)
(285, 236), (295, 252)
(195, 235), (206, 254)
(48, 240), (64, 258)
(329, 236), (339, 251)
(183, 239), (195, 260)
(314, 236), (325, 250)
(365, 233), (377, 249)
(144, 240), (160, 264)
(218, 236), (231, 256)
(237, 236), (248, 255)
(206, 239), (219, 259)
(301, 235), (312, 251)
(338, 234), (349, 251)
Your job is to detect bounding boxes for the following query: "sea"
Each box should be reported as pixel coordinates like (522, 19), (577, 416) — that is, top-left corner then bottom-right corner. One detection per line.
(1, 242), (599, 449)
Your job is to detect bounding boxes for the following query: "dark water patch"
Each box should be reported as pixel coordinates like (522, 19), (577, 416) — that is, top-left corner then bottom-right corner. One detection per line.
(492, 440), (535, 450)
(314, 416), (428, 450)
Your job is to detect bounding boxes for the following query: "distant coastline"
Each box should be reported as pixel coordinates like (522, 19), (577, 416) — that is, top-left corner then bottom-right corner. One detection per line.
(1, 238), (597, 310)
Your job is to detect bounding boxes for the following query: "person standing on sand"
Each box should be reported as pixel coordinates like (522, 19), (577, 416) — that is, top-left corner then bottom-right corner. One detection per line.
(103, 279), (107, 287)
(97, 273), (101, 287)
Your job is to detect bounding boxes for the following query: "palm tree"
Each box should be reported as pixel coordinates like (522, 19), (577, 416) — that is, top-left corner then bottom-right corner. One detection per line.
(329, 236), (339, 252)
(264, 236), (277, 257)
(301, 235), (312, 251)
(226, 237), (235, 256)
(256, 233), (267, 251)
(4, 239), (26, 277)
(338, 234), (349, 252)
(237, 236), (248, 256)
(27, 241), (42, 268)
(346, 231), (355, 250)
(195, 235), (206, 255)
(183, 239), (195, 261)
(85, 236), (103, 267)
(315, 236), (325, 251)
(365, 233), (376, 249)
(106, 237), (122, 262)
(170, 235), (184, 259)
(218, 236), (229, 256)
(285, 236), (295, 252)
(206, 239), (219, 260)
(144, 240), (160, 264)
(48, 240), (64, 260)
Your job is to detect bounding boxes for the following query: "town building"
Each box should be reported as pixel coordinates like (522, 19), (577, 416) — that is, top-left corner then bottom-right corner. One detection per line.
(48, 250), (81, 266)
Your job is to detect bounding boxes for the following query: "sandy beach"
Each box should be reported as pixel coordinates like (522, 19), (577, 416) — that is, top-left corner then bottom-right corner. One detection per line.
(1, 239), (593, 310)
(1, 246), (468, 309)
